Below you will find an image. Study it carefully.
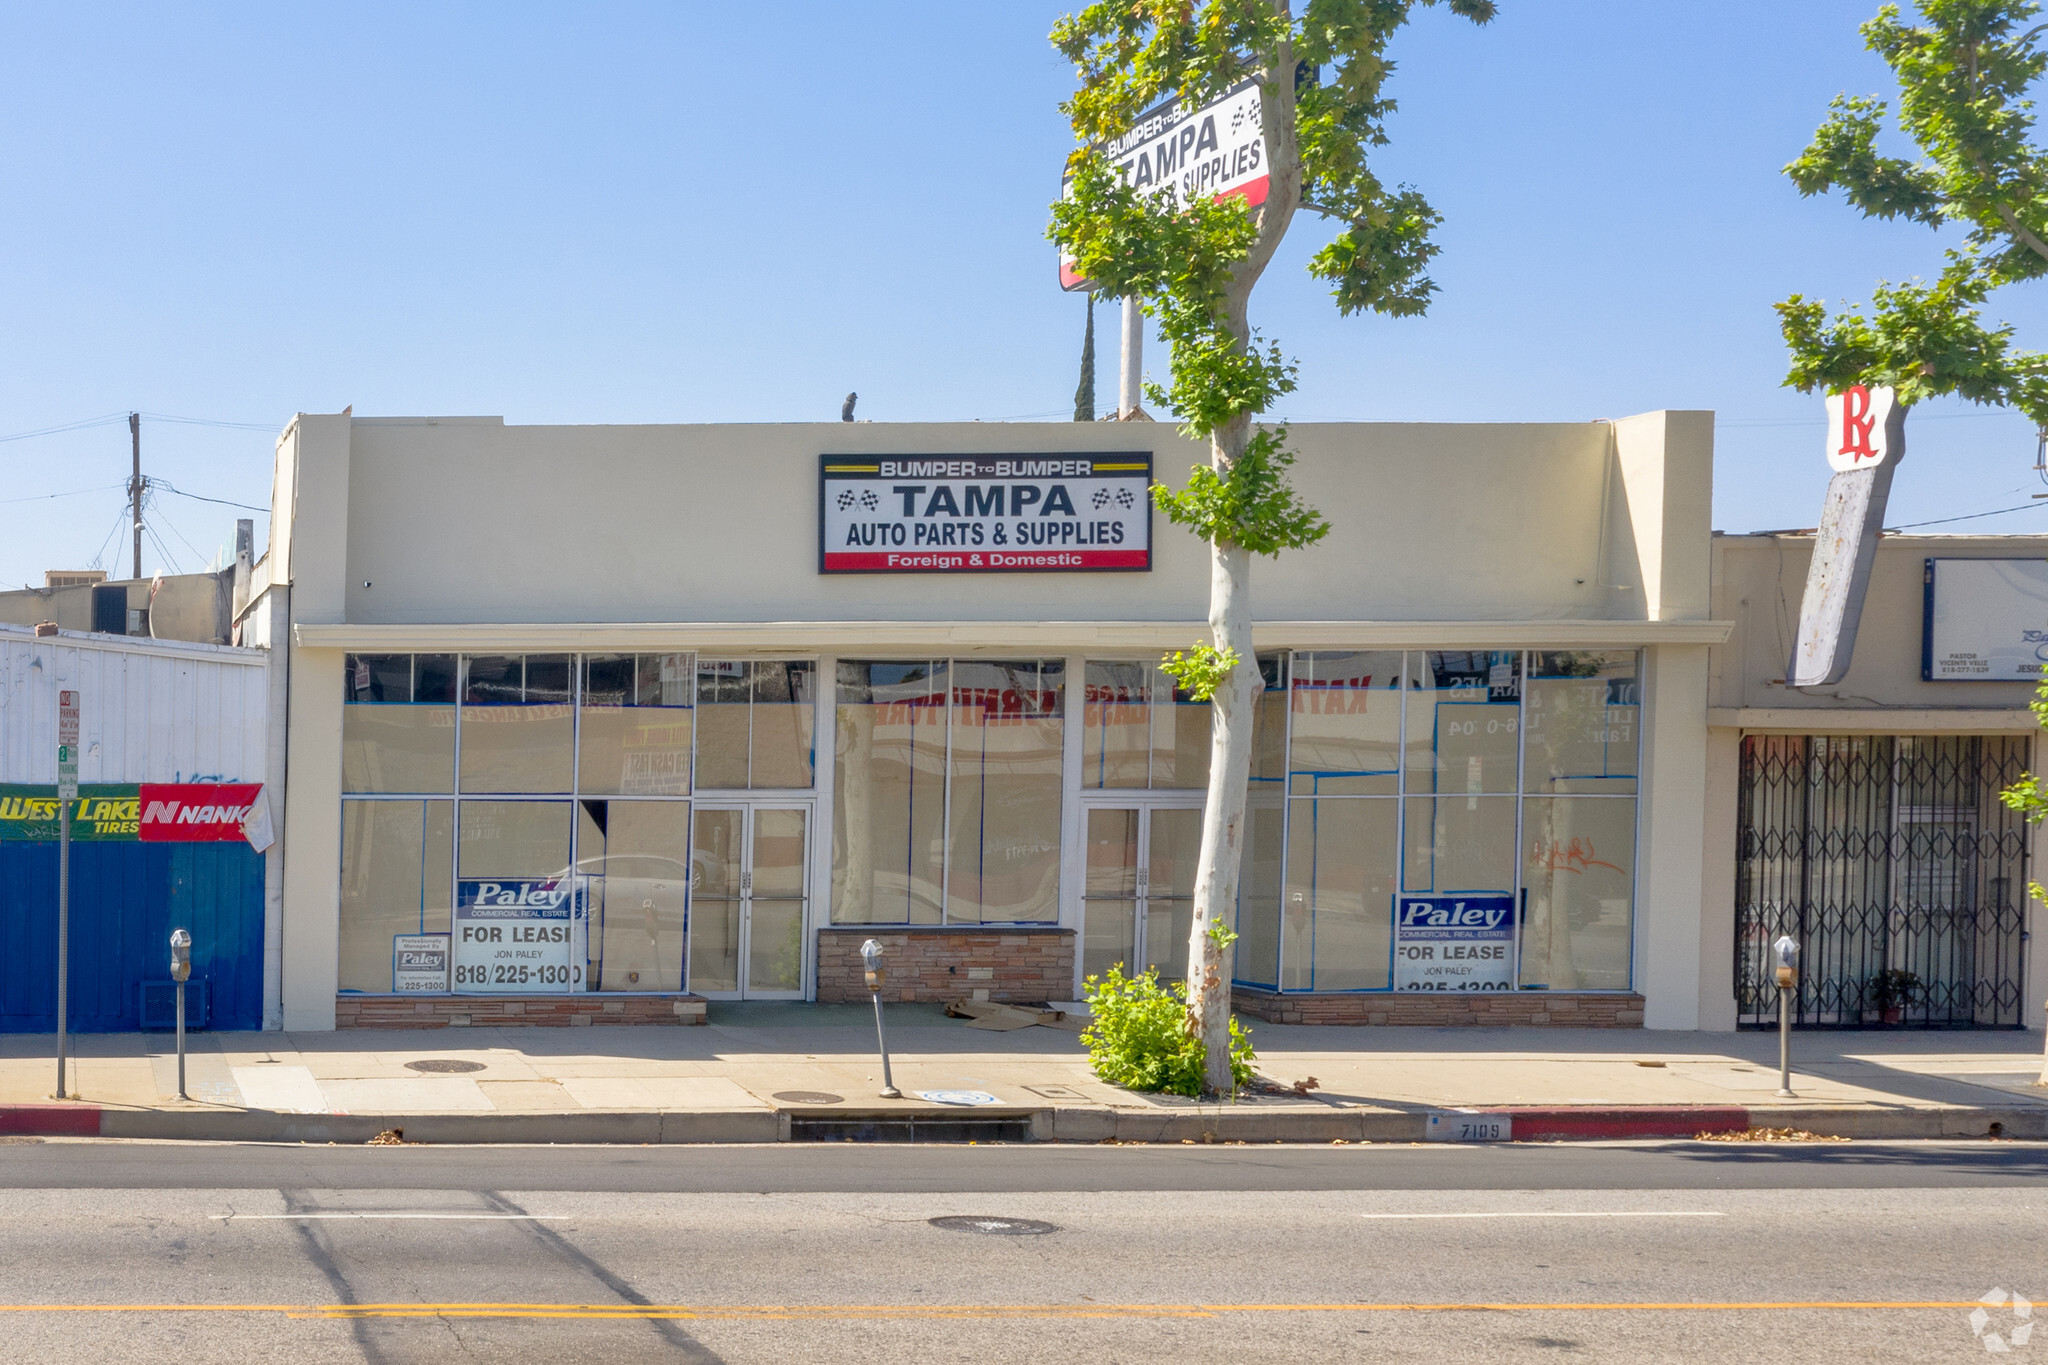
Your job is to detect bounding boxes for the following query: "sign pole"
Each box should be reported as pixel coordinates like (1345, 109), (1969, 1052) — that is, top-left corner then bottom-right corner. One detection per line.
(1118, 295), (1143, 420)
(55, 689), (78, 1101)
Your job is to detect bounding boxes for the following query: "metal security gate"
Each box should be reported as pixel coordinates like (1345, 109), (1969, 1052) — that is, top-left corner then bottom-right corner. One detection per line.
(1735, 734), (2030, 1028)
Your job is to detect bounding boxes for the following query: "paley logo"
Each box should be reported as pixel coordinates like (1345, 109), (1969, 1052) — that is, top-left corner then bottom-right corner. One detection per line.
(1398, 900), (1510, 931)
(465, 881), (567, 909)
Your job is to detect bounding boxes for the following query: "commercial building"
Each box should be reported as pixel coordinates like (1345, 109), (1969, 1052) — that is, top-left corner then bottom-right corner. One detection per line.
(1706, 532), (2048, 1032)
(272, 411), (1727, 1031)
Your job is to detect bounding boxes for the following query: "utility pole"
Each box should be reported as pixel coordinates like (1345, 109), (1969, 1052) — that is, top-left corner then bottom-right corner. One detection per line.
(128, 412), (142, 581)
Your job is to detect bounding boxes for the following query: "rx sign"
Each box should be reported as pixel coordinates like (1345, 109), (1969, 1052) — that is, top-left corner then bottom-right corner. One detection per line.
(1825, 383), (1902, 472)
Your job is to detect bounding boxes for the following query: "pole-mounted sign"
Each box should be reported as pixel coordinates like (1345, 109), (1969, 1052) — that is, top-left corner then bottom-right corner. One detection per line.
(57, 691), (79, 801)
(55, 689), (78, 1100)
(1787, 384), (1907, 688)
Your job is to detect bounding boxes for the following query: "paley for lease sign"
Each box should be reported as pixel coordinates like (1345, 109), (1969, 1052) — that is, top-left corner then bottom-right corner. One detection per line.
(453, 879), (587, 994)
(820, 454), (1152, 574)
(1393, 894), (1515, 992)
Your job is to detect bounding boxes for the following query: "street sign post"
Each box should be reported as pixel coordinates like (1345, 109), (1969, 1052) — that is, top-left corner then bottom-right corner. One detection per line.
(55, 690), (78, 1100)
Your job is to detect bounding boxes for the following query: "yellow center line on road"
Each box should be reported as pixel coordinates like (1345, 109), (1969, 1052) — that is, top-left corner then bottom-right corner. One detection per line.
(0, 1300), (1995, 1321)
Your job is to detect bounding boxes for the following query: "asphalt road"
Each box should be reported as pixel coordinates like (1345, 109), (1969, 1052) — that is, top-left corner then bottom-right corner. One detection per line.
(0, 1139), (2041, 1363)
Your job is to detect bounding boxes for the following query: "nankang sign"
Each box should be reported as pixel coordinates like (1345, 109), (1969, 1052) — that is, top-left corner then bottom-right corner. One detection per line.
(820, 453), (1152, 574)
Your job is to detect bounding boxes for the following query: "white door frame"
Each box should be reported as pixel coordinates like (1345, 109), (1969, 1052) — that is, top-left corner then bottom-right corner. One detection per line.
(689, 796), (814, 1000)
(1074, 791), (1204, 995)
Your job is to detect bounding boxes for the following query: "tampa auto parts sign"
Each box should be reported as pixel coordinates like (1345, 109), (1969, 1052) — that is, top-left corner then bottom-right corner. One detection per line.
(820, 453), (1152, 574)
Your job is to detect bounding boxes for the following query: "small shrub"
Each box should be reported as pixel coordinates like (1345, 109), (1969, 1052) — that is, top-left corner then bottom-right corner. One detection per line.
(1079, 964), (1255, 1096)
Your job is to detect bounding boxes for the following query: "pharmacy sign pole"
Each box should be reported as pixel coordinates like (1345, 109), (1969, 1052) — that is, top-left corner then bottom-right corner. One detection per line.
(55, 689), (78, 1100)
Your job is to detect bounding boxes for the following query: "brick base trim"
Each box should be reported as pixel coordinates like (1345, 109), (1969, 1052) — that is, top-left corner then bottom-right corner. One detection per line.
(335, 994), (708, 1029)
(816, 927), (1074, 1003)
(1231, 988), (1645, 1027)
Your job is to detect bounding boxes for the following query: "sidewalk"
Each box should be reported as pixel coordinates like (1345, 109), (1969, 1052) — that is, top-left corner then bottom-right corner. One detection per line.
(1, 1003), (2043, 1144)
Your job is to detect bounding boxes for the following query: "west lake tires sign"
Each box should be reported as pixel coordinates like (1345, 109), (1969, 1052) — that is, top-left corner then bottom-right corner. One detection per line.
(820, 453), (1152, 574)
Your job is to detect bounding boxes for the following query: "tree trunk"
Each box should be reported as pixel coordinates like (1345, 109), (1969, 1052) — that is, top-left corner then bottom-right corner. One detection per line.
(1184, 518), (1256, 1093)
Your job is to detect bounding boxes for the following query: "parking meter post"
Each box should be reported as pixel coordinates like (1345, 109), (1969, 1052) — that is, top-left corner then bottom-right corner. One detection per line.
(1772, 934), (1800, 1099)
(170, 930), (192, 1101)
(860, 939), (900, 1099)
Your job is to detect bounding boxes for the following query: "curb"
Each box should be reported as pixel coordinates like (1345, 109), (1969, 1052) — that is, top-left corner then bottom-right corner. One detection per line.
(0, 1104), (100, 1137)
(0, 1100), (2038, 1144)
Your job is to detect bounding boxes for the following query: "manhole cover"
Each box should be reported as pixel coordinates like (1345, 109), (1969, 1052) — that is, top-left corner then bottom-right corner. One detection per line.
(404, 1059), (485, 1074)
(929, 1216), (1057, 1236)
(772, 1091), (845, 1105)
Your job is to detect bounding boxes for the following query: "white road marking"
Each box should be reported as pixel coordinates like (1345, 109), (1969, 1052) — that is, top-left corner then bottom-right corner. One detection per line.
(211, 1213), (565, 1221)
(1359, 1211), (1725, 1220)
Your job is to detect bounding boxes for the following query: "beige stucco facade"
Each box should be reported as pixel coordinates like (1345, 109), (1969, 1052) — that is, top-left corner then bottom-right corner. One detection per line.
(267, 411), (1723, 1031)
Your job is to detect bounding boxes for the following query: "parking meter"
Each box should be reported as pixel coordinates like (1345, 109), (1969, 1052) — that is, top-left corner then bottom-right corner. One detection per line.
(860, 939), (900, 1099)
(1771, 934), (1799, 1098)
(170, 928), (192, 1100)
(1772, 935), (1800, 989)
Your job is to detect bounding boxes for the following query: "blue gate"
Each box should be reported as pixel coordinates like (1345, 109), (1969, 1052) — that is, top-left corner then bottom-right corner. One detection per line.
(0, 842), (265, 1032)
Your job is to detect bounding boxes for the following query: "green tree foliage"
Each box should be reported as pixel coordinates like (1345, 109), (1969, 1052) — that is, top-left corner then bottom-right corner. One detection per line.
(1778, 1), (2048, 421)
(1790, 3), (2048, 915)
(1080, 962), (1256, 1095)
(1047, 1), (1494, 1092)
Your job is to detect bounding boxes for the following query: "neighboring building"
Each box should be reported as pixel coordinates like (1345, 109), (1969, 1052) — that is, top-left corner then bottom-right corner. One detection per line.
(1707, 533), (2048, 1032)
(0, 622), (285, 1030)
(269, 411), (1723, 1031)
(0, 568), (240, 645)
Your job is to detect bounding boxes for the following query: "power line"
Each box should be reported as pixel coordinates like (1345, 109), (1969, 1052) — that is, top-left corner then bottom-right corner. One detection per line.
(137, 411), (278, 432)
(1889, 501), (2048, 530)
(142, 518), (183, 575)
(0, 413), (129, 444)
(147, 479), (268, 512)
(150, 499), (214, 571)
(0, 482), (126, 506)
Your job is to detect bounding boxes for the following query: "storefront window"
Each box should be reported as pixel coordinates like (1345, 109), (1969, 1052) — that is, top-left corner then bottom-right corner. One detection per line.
(1283, 796), (1398, 990)
(696, 659), (816, 790)
(459, 655), (573, 793)
(343, 654), (455, 793)
(1517, 795), (1636, 990)
(583, 799), (689, 991)
(1524, 650), (1640, 794)
(1288, 651), (1403, 796)
(1081, 661), (1209, 789)
(338, 799), (452, 991)
(1238, 648), (1640, 995)
(946, 659), (1064, 923)
(832, 662), (948, 924)
(831, 658), (1063, 925)
(458, 799), (572, 877)
(579, 654), (693, 795)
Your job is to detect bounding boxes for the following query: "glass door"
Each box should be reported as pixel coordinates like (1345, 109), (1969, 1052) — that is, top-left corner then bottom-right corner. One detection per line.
(1080, 802), (1203, 985)
(688, 803), (811, 999)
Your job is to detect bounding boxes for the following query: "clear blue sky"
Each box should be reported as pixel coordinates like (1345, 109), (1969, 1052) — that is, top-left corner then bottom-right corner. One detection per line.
(5, 1), (2047, 590)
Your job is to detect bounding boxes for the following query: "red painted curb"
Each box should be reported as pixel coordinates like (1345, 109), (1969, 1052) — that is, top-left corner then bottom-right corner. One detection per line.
(0, 1104), (103, 1137)
(1504, 1105), (1750, 1141)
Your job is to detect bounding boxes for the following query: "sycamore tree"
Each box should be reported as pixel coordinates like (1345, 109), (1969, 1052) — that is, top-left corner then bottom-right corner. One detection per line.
(1777, 1), (2048, 415)
(1784, 0), (2048, 1070)
(1049, 0), (1496, 1094)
